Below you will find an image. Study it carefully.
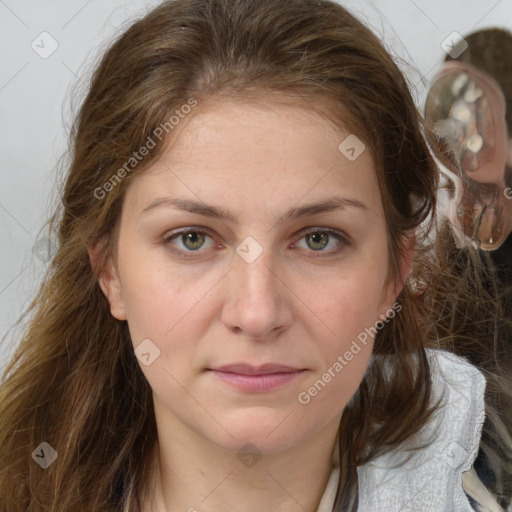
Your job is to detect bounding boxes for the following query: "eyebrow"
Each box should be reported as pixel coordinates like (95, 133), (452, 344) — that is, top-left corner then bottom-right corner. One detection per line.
(140, 196), (368, 223)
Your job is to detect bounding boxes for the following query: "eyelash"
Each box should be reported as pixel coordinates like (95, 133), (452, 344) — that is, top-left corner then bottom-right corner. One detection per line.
(161, 227), (350, 259)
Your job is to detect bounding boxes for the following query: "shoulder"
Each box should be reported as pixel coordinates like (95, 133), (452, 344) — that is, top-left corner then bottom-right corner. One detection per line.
(357, 349), (486, 512)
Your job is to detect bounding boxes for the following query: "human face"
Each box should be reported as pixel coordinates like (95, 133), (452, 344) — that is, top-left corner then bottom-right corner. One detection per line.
(99, 98), (404, 455)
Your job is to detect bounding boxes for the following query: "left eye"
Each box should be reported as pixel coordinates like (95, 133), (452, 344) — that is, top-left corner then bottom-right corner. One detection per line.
(293, 229), (347, 253)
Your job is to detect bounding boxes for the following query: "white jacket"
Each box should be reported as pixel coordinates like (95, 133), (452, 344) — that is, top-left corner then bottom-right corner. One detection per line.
(316, 349), (495, 512)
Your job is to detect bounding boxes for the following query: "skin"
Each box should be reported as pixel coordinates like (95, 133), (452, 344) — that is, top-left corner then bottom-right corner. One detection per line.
(94, 97), (412, 512)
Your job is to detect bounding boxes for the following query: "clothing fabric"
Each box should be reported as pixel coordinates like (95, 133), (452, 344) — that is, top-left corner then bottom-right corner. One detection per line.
(316, 349), (486, 512)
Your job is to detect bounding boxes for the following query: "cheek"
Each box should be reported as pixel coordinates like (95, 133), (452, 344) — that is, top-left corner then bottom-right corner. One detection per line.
(309, 265), (388, 344)
(295, 307), (374, 435)
(299, 261), (386, 381)
(295, 280), (378, 420)
(118, 251), (218, 354)
(121, 236), (207, 306)
(120, 269), (215, 396)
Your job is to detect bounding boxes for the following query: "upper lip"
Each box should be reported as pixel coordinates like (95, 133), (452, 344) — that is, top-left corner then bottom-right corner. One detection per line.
(210, 363), (304, 375)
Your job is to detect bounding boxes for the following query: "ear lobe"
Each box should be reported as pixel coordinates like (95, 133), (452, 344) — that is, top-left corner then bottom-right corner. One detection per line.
(87, 244), (127, 321)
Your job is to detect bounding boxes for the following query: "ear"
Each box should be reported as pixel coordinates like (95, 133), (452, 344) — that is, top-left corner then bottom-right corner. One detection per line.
(396, 231), (416, 294)
(380, 231), (416, 314)
(87, 244), (127, 321)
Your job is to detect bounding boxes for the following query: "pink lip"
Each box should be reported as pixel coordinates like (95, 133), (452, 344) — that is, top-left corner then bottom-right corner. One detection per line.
(213, 363), (303, 375)
(208, 363), (306, 392)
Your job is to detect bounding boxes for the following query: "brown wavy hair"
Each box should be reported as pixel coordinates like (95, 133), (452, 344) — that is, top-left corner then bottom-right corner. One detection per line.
(1, 0), (510, 510)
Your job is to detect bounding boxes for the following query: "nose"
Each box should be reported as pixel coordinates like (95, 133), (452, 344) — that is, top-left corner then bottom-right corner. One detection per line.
(220, 245), (294, 340)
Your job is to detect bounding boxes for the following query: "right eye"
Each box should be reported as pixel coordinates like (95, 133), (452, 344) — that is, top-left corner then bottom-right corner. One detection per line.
(162, 228), (218, 257)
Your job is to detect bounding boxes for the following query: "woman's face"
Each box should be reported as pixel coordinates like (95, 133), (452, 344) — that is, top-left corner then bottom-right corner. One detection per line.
(98, 98), (407, 454)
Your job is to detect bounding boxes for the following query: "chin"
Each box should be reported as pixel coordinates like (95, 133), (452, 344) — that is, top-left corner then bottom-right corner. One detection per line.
(205, 409), (309, 455)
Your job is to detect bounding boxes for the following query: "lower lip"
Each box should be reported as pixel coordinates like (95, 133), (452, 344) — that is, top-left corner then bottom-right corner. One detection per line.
(209, 370), (305, 392)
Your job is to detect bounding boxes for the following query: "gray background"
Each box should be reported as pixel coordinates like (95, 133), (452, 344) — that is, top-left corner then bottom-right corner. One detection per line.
(1, 0), (512, 371)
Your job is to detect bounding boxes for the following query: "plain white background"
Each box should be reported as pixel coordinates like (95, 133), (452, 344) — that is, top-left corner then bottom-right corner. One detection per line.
(1, 0), (512, 371)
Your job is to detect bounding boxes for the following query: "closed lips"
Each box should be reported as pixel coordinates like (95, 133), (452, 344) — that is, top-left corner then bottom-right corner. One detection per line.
(210, 364), (305, 375)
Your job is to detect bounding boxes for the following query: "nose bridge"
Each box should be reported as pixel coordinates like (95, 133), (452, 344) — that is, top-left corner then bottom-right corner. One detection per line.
(221, 235), (292, 337)
(234, 236), (279, 299)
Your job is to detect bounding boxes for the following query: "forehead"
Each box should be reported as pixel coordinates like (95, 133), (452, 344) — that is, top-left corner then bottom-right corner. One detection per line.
(122, 98), (382, 220)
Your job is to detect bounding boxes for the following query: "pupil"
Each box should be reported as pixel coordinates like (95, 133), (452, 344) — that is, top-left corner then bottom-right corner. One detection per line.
(308, 232), (328, 250)
(184, 232), (204, 250)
